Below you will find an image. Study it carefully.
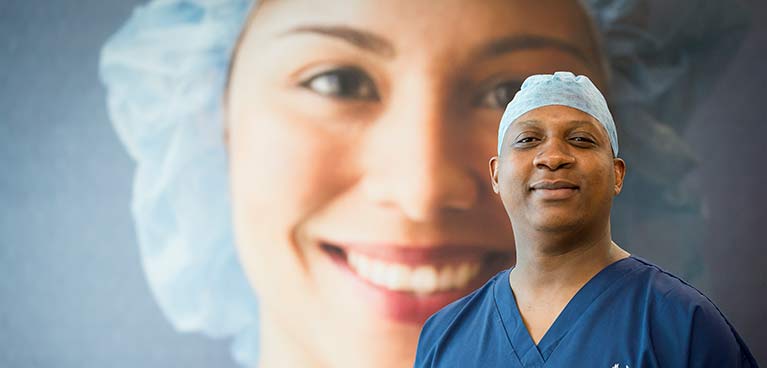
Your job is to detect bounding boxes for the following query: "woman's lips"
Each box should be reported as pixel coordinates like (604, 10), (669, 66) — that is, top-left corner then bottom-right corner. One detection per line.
(319, 241), (512, 324)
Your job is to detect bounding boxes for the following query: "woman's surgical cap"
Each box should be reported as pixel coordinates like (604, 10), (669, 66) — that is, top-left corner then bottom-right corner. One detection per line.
(497, 72), (618, 156)
(99, 0), (748, 366)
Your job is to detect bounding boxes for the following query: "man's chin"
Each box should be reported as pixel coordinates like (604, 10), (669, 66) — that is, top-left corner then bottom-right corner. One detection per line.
(531, 218), (583, 234)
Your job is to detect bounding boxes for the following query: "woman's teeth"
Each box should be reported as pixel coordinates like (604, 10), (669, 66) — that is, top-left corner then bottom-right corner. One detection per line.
(346, 251), (481, 294)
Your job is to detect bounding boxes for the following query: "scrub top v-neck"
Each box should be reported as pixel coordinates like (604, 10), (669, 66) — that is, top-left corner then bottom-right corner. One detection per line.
(494, 257), (638, 367)
(415, 256), (758, 368)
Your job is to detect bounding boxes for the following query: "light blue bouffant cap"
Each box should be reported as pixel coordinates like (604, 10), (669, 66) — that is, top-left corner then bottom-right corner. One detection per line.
(99, 0), (748, 366)
(497, 72), (618, 157)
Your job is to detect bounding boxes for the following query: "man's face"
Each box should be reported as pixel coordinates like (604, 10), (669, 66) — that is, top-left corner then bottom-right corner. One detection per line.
(490, 105), (625, 237)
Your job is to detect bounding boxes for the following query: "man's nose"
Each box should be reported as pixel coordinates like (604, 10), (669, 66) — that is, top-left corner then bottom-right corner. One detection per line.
(359, 93), (480, 222)
(532, 138), (575, 171)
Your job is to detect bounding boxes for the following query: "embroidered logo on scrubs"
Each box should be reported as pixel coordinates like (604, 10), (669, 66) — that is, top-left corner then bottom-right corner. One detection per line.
(611, 364), (629, 368)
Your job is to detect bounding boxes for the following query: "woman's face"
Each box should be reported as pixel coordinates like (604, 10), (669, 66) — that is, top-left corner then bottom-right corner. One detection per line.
(227, 0), (603, 366)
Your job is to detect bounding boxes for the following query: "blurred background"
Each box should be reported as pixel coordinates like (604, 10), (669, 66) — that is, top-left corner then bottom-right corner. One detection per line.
(1, 0), (765, 366)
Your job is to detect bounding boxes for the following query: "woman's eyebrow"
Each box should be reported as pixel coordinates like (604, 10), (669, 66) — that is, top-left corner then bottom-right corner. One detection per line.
(280, 25), (395, 58)
(476, 35), (590, 65)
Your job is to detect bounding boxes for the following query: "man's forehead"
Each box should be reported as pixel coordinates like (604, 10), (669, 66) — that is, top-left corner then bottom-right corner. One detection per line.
(511, 107), (604, 131)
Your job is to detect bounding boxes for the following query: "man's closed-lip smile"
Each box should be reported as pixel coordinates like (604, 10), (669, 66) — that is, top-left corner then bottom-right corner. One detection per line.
(530, 180), (580, 200)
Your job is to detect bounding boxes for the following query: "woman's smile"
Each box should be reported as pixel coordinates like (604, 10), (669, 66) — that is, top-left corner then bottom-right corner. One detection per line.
(317, 239), (513, 323)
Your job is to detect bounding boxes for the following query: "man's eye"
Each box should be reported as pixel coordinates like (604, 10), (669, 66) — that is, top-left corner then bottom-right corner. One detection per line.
(516, 137), (539, 144)
(571, 136), (595, 144)
(300, 67), (379, 101)
(480, 80), (523, 109)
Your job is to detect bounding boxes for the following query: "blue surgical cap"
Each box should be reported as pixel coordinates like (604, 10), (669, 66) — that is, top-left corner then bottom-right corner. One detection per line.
(497, 72), (618, 157)
(99, 0), (748, 366)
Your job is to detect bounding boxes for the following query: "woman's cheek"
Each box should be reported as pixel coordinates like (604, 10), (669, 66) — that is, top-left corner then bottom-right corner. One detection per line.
(228, 109), (358, 278)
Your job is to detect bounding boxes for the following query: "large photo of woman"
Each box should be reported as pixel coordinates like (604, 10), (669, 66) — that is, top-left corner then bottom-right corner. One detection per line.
(2, 0), (763, 367)
(98, 0), (750, 366)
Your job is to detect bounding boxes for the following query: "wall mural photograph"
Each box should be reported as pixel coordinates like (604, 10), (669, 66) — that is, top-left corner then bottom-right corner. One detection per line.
(2, 0), (765, 366)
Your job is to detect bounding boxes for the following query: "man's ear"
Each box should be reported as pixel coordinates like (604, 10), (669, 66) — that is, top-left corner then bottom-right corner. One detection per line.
(613, 157), (626, 195)
(489, 156), (500, 194)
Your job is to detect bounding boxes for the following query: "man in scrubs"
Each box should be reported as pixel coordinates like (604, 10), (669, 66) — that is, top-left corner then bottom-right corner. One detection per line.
(414, 72), (757, 367)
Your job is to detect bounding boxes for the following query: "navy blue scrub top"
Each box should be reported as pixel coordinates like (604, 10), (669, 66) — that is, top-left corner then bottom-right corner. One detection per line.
(415, 256), (757, 368)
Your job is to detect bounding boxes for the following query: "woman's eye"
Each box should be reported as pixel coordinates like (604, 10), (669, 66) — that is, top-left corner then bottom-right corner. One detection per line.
(480, 80), (523, 109)
(300, 67), (379, 101)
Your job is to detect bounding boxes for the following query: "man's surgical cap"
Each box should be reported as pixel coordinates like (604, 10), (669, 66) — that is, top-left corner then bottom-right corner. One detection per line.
(497, 72), (618, 157)
(99, 0), (749, 366)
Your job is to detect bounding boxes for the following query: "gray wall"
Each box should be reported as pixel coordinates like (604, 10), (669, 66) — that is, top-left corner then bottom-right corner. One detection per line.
(684, 0), (767, 361)
(1, 0), (764, 366)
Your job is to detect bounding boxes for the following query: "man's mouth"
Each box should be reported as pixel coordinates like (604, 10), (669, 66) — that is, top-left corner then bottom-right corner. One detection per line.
(529, 180), (580, 200)
(530, 179), (579, 190)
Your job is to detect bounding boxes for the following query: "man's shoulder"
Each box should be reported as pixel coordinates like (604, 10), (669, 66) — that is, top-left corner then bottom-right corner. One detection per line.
(618, 256), (727, 325)
(625, 256), (715, 310)
(625, 257), (758, 366)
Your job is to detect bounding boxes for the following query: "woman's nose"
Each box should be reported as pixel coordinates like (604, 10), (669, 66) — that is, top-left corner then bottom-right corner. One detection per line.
(359, 95), (480, 222)
(532, 139), (575, 171)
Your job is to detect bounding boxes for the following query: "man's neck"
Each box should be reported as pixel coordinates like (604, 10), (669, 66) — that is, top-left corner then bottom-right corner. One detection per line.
(510, 223), (629, 292)
(507, 223), (629, 345)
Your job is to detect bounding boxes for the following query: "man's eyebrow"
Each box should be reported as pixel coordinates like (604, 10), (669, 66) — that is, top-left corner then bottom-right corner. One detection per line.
(567, 119), (610, 139)
(281, 25), (395, 58)
(567, 119), (600, 128)
(477, 35), (591, 65)
(512, 120), (542, 129)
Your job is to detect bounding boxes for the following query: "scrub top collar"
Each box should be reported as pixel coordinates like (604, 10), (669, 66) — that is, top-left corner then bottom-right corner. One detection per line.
(492, 256), (644, 367)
